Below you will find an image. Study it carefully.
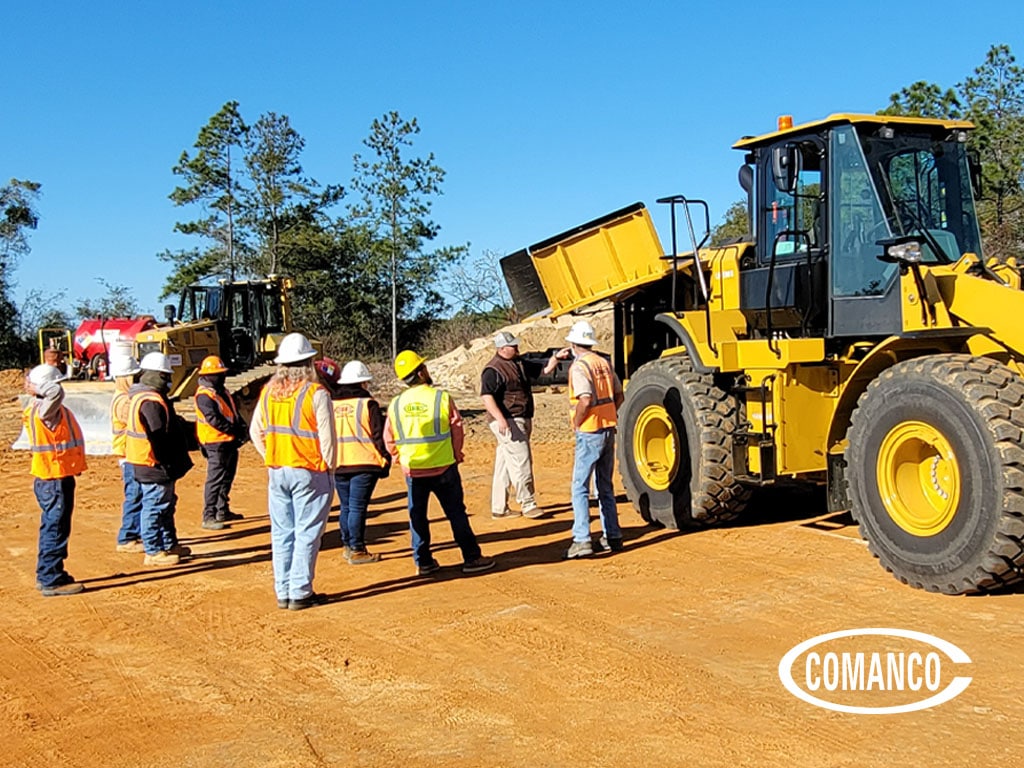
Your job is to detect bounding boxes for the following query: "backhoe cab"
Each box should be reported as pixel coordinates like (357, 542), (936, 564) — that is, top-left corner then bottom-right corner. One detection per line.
(505, 113), (1024, 594)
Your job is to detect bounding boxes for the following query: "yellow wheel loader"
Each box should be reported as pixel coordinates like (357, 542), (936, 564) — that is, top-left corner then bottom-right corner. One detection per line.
(503, 113), (1024, 594)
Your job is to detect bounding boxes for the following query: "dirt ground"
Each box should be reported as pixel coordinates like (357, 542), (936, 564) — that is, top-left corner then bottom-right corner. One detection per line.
(3, 376), (1024, 767)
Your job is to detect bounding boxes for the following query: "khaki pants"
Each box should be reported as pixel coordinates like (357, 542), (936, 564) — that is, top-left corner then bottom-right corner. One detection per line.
(490, 417), (536, 514)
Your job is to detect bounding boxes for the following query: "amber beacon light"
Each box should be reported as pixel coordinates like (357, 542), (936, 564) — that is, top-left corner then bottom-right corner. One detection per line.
(777, 114), (793, 131)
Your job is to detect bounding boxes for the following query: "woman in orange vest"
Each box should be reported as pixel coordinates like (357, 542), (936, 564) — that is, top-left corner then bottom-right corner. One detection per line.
(250, 333), (337, 611)
(323, 360), (390, 565)
(194, 355), (247, 531)
(23, 364), (87, 596)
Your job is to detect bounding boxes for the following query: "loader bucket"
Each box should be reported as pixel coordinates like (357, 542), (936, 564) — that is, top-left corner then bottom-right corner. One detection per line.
(12, 382), (117, 456)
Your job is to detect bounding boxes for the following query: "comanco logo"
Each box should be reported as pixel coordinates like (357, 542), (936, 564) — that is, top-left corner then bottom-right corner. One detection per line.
(403, 403), (429, 416)
(778, 628), (972, 714)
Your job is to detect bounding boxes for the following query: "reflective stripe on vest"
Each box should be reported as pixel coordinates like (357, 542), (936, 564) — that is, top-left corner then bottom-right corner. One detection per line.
(195, 385), (237, 444)
(389, 386), (455, 470)
(125, 391), (168, 467)
(25, 402), (87, 479)
(111, 390), (130, 457)
(260, 381), (328, 472)
(568, 351), (617, 432)
(334, 398), (387, 469)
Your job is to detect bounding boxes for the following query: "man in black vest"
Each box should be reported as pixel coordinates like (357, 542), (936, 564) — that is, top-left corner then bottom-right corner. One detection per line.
(480, 331), (544, 519)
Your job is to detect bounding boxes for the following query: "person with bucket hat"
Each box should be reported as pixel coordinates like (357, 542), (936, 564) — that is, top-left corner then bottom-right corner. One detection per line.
(126, 352), (194, 568)
(195, 355), (248, 531)
(249, 333), (336, 610)
(543, 319), (624, 558)
(110, 354), (145, 553)
(384, 350), (494, 576)
(24, 364), (87, 596)
(480, 330), (545, 519)
(330, 360), (390, 564)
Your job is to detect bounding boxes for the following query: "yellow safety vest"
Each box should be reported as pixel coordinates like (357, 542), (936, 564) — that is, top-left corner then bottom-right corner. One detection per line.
(125, 391), (168, 467)
(260, 381), (328, 472)
(24, 401), (87, 480)
(111, 390), (130, 458)
(388, 385), (455, 470)
(335, 398), (387, 469)
(195, 385), (237, 445)
(569, 351), (617, 432)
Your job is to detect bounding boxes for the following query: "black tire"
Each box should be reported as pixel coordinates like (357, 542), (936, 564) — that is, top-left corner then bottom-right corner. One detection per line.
(847, 354), (1024, 594)
(617, 356), (750, 529)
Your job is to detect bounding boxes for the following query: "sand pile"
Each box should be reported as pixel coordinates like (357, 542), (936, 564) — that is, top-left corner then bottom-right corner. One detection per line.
(426, 307), (613, 395)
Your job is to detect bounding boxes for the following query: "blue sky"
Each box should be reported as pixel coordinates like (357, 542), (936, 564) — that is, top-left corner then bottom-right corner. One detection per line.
(3, 0), (1019, 316)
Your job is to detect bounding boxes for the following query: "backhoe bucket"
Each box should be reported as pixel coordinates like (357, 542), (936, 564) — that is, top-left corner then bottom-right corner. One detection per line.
(12, 382), (117, 456)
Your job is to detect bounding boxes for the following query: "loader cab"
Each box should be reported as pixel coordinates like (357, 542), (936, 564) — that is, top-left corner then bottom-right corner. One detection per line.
(735, 114), (983, 340)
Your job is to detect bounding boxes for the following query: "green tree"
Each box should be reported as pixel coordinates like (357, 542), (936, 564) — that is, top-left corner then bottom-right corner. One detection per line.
(168, 101), (249, 282)
(243, 112), (343, 276)
(350, 111), (466, 359)
(710, 200), (750, 247)
(880, 81), (961, 118)
(0, 178), (42, 367)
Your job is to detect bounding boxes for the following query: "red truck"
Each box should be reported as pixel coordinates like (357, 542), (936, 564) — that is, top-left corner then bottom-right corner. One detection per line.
(47, 316), (158, 380)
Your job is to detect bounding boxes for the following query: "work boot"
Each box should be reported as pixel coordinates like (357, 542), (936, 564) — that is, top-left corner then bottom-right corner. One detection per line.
(216, 510), (244, 522)
(288, 592), (327, 611)
(491, 508), (521, 519)
(462, 556), (496, 574)
(522, 504), (545, 519)
(342, 545), (353, 562)
(40, 581), (84, 597)
(168, 543), (192, 558)
(143, 551), (180, 567)
(348, 549), (381, 565)
(416, 558), (441, 576)
(115, 540), (145, 554)
(201, 518), (226, 531)
(566, 539), (594, 559)
(599, 535), (624, 552)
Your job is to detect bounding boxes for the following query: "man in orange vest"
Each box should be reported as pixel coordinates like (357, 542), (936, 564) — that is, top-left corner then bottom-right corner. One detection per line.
(384, 350), (494, 576)
(544, 320), (624, 558)
(328, 360), (390, 564)
(127, 352), (194, 567)
(249, 333), (336, 611)
(110, 355), (144, 553)
(23, 364), (87, 596)
(194, 355), (247, 531)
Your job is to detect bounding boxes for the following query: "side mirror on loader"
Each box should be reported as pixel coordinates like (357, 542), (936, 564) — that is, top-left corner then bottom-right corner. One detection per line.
(771, 144), (801, 194)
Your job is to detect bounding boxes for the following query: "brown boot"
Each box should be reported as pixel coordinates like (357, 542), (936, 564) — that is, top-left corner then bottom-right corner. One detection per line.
(348, 549), (381, 565)
(143, 551), (180, 567)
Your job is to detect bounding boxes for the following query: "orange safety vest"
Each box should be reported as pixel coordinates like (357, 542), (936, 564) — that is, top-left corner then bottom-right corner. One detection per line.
(260, 381), (328, 472)
(125, 391), (169, 467)
(195, 385), (237, 445)
(24, 401), (87, 480)
(111, 390), (130, 458)
(568, 351), (618, 432)
(334, 398), (387, 469)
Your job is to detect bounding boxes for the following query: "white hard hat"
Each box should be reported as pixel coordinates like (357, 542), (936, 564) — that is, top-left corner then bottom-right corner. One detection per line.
(140, 352), (174, 374)
(565, 319), (598, 346)
(339, 360), (373, 384)
(494, 331), (522, 348)
(28, 364), (65, 387)
(274, 332), (317, 364)
(109, 355), (142, 378)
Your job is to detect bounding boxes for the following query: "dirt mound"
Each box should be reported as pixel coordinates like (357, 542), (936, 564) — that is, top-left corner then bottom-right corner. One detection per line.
(426, 307), (613, 395)
(0, 368), (26, 389)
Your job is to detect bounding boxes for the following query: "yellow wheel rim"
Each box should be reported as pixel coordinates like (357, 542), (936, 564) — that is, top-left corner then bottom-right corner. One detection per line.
(633, 404), (678, 491)
(876, 421), (960, 536)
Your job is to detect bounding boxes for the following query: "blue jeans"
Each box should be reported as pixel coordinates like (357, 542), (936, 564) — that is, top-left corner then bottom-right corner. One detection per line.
(117, 462), (143, 544)
(571, 429), (620, 543)
(268, 467), (332, 601)
(406, 464), (481, 567)
(35, 476), (76, 588)
(335, 473), (379, 551)
(139, 481), (179, 555)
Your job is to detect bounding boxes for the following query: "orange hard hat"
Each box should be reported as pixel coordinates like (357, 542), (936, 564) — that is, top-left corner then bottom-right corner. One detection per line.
(199, 355), (228, 375)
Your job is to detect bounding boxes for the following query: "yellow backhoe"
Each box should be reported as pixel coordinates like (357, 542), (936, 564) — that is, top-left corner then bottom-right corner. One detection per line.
(504, 113), (1024, 594)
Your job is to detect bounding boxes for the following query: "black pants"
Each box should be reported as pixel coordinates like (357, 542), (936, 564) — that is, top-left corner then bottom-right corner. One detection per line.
(202, 443), (239, 521)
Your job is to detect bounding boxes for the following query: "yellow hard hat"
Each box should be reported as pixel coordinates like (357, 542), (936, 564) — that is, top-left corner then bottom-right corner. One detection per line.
(199, 355), (228, 375)
(394, 349), (426, 380)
